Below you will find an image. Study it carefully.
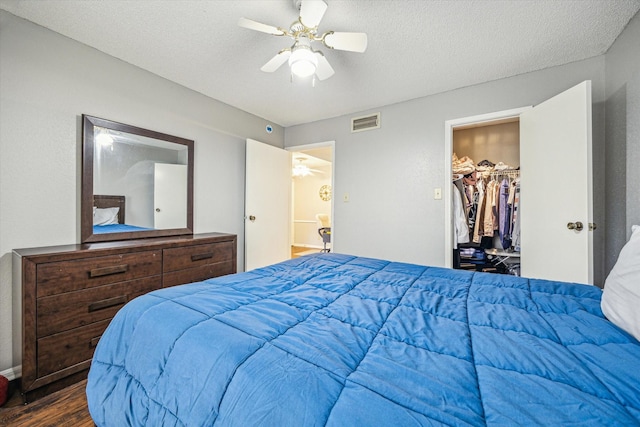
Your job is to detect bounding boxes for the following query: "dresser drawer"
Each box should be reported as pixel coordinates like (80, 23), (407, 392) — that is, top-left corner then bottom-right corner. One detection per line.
(163, 241), (234, 273)
(36, 276), (161, 338)
(37, 319), (111, 378)
(163, 260), (235, 288)
(36, 250), (162, 297)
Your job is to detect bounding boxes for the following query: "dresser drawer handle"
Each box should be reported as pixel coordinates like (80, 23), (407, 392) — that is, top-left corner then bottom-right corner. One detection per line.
(88, 295), (127, 312)
(89, 264), (128, 278)
(191, 252), (214, 262)
(90, 336), (102, 348)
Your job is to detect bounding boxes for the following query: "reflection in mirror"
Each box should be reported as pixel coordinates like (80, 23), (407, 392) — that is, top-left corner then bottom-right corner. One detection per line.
(82, 115), (194, 243)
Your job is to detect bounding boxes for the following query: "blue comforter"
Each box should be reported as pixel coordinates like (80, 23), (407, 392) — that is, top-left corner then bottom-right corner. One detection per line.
(93, 224), (151, 234)
(87, 253), (640, 426)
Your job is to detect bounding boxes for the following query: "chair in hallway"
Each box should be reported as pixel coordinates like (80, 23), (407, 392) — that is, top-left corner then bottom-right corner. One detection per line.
(316, 214), (331, 253)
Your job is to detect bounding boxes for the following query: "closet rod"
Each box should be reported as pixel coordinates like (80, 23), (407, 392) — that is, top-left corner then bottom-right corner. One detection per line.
(489, 169), (520, 177)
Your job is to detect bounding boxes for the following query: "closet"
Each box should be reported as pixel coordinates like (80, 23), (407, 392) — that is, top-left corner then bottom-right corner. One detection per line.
(452, 119), (521, 275)
(444, 81), (594, 284)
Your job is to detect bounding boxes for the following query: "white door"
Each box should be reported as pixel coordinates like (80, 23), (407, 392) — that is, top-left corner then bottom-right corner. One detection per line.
(245, 139), (291, 271)
(154, 163), (187, 229)
(520, 81), (593, 283)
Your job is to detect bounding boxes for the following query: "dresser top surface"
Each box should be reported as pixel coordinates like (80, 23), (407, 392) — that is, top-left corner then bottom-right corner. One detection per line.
(14, 232), (237, 259)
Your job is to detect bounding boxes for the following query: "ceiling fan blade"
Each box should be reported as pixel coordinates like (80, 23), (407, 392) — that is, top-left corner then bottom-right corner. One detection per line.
(315, 53), (335, 81)
(324, 32), (368, 53)
(299, 0), (328, 28)
(260, 50), (291, 72)
(238, 17), (284, 36)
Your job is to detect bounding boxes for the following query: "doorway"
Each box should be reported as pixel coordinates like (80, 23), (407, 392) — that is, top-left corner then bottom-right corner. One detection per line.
(287, 142), (335, 258)
(444, 108), (529, 269)
(451, 116), (522, 275)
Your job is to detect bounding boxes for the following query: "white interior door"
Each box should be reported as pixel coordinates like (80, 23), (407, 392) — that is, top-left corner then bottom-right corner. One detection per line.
(520, 81), (593, 283)
(245, 139), (291, 271)
(154, 163), (187, 229)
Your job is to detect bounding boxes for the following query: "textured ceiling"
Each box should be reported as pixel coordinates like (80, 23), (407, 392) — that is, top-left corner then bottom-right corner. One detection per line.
(1, 0), (638, 127)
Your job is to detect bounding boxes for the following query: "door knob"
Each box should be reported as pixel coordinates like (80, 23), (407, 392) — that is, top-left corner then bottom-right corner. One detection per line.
(155, 208), (161, 212)
(567, 221), (583, 231)
(249, 215), (256, 222)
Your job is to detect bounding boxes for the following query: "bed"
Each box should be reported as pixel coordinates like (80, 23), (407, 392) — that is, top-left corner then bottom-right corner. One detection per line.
(93, 195), (150, 234)
(86, 252), (640, 426)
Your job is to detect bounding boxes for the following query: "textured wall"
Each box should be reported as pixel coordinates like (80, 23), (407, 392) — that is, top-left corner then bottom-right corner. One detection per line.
(604, 11), (640, 275)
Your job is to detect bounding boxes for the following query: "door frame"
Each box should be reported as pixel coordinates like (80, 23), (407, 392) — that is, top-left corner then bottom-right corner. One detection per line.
(443, 107), (531, 268)
(286, 140), (336, 252)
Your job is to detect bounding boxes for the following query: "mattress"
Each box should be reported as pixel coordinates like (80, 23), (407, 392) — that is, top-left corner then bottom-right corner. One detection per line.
(86, 253), (640, 426)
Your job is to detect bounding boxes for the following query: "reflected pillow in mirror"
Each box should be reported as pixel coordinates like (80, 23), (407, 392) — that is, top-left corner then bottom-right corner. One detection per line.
(93, 207), (120, 226)
(601, 225), (640, 342)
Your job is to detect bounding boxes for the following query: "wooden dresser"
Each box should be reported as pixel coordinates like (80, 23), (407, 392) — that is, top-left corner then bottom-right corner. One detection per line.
(13, 232), (237, 402)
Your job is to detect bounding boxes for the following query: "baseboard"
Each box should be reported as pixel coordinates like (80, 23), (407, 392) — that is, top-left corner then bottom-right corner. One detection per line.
(0, 366), (22, 381)
(292, 244), (323, 249)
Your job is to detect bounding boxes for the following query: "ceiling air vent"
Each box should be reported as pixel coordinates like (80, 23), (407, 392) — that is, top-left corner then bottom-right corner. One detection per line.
(351, 113), (380, 133)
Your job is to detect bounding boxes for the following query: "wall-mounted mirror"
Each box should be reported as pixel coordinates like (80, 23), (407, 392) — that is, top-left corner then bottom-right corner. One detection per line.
(81, 115), (194, 243)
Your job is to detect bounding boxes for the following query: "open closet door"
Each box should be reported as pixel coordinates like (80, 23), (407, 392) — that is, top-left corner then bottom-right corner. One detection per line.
(245, 139), (291, 271)
(520, 81), (593, 284)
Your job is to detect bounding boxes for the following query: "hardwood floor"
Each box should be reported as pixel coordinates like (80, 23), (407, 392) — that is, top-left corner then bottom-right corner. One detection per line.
(0, 380), (92, 426)
(291, 245), (323, 258)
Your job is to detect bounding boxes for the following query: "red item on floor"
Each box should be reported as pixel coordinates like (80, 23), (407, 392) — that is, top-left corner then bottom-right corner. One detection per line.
(0, 375), (8, 407)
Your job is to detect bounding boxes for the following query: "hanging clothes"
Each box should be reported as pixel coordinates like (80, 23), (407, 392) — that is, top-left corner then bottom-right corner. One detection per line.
(483, 179), (498, 237)
(498, 178), (512, 249)
(472, 179), (486, 243)
(511, 179), (521, 251)
(452, 154), (520, 254)
(452, 183), (470, 248)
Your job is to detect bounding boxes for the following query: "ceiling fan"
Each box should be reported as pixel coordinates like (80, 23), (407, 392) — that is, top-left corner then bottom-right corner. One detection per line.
(292, 157), (323, 177)
(238, 0), (368, 81)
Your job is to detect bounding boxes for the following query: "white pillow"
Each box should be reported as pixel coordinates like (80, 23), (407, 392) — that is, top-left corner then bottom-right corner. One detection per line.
(93, 207), (120, 226)
(601, 225), (640, 341)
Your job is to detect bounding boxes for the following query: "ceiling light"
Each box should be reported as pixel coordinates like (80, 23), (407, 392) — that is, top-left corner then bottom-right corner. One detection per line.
(289, 38), (317, 78)
(96, 132), (114, 150)
(292, 164), (312, 177)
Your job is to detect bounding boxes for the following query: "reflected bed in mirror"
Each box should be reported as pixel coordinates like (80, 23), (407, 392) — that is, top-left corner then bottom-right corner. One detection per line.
(82, 115), (194, 243)
(92, 195), (150, 234)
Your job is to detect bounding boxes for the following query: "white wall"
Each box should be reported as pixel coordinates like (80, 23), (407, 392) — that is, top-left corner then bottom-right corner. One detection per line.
(285, 57), (607, 283)
(604, 11), (640, 273)
(0, 11), (283, 375)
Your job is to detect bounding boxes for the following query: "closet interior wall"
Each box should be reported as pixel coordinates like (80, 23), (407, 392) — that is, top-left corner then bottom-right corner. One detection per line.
(452, 120), (521, 275)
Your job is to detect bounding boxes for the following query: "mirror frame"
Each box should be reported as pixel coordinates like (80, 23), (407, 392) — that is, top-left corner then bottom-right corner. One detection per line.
(81, 114), (194, 243)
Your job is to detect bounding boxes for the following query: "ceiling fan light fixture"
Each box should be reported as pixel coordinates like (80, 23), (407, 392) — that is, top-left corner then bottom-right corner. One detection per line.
(289, 37), (317, 78)
(289, 47), (317, 78)
(292, 164), (312, 177)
